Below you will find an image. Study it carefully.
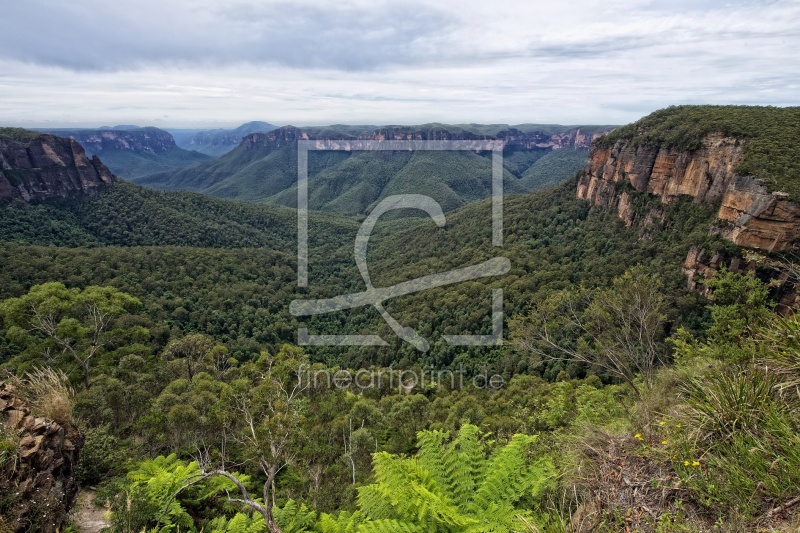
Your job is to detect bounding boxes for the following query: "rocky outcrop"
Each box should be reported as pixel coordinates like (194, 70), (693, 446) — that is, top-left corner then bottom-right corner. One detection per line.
(577, 134), (800, 252)
(48, 127), (177, 155)
(684, 246), (800, 313)
(717, 176), (800, 251)
(0, 382), (83, 532)
(0, 133), (115, 202)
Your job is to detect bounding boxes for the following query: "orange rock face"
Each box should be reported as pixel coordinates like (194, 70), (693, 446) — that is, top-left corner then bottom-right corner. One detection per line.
(577, 134), (800, 252)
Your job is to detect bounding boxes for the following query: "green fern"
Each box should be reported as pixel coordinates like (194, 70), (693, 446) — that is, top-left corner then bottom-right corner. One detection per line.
(125, 454), (204, 531)
(208, 512), (268, 533)
(315, 511), (368, 533)
(356, 424), (554, 532)
(122, 454), (243, 532)
(356, 519), (424, 533)
(208, 499), (316, 533)
(275, 499), (317, 532)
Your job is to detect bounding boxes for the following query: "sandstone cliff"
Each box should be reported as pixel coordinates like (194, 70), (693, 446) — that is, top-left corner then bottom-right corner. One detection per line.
(0, 382), (83, 532)
(240, 125), (610, 153)
(577, 134), (800, 252)
(0, 131), (115, 202)
(47, 126), (178, 155)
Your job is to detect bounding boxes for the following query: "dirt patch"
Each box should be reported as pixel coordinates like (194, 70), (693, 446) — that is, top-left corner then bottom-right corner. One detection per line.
(70, 489), (110, 533)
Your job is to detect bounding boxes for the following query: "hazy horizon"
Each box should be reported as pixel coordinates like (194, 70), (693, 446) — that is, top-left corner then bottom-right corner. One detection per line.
(2, 0), (799, 128)
(14, 119), (627, 130)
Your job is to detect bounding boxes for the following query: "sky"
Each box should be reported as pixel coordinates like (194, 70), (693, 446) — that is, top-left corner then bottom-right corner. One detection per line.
(1, 0), (798, 128)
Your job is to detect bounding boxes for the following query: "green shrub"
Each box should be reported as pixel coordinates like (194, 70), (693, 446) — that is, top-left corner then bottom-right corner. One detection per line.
(0, 127), (40, 145)
(76, 425), (127, 485)
(678, 367), (800, 519)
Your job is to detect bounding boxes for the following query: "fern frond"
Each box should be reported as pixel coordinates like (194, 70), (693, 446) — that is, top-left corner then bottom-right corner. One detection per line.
(209, 512), (268, 533)
(356, 519), (423, 533)
(446, 424), (488, 505)
(471, 434), (538, 513)
(274, 498), (317, 532)
(316, 511), (368, 533)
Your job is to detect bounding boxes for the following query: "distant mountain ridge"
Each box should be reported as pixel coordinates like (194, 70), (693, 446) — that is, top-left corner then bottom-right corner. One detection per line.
(140, 123), (613, 214)
(39, 126), (210, 180)
(44, 126), (177, 154)
(169, 121), (278, 156)
(236, 123), (609, 151)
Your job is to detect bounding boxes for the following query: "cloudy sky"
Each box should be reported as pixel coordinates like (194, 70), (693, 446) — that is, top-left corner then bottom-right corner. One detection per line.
(1, 0), (798, 128)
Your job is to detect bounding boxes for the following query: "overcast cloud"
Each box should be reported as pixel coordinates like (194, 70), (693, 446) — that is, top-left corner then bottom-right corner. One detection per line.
(1, 0), (798, 127)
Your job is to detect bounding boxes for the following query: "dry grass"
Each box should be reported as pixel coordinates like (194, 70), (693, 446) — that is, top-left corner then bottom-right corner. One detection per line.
(567, 431), (714, 532)
(0, 515), (14, 533)
(19, 367), (74, 425)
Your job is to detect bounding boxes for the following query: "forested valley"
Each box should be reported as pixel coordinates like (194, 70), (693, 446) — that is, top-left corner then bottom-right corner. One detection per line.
(2, 107), (800, 532)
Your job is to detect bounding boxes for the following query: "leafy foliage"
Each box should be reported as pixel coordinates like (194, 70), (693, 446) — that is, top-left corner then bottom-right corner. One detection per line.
(0, 180), (356, 249)
(0, 282), (145, 387)
(519, 148), (588, 191)
(357, 424), (554, 531)
(511, 267), (669, 393)
(0, 179), (722, 372)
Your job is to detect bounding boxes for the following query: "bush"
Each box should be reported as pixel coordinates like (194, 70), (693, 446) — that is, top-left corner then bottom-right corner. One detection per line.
(678, 367), (800, 519)
(76, 425), (126, 485)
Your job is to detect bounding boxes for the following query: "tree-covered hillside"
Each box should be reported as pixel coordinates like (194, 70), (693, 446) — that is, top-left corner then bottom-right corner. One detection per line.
(2, 107), (799, 532)
(137, 124), (603, 212)
(0, 178), (731, 372)
(0, 180), (355, 250)
(40, 127), (211, 180)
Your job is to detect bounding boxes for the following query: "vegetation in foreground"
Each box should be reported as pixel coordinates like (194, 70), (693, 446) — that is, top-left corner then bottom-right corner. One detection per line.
(2, 266), (799, 532)
(2, 103), (800, 529)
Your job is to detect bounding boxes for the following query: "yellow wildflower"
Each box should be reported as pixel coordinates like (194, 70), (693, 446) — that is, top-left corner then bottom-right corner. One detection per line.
(692, 461), (700, 467)
(634, 433), (644, 441)
(662, 440), (668, 445)
(684, 460), (690, 466)
(659, 421), (666, 426)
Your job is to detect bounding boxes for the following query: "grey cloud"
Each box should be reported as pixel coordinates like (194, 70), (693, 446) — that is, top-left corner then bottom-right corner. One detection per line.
(0, 1), (455, 71)
(641, 0), (781, 11)
(0, 0), (798, 127)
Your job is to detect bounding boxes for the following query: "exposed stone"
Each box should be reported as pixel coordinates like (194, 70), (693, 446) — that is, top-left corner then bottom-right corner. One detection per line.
(718, 176), (800, 251)
(0, 381), (83, 533)
(617, 192), (634, 226)
(55, 127), (177, 155)
(0, 133), (115, 202)
(577, 134), (800, 252)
